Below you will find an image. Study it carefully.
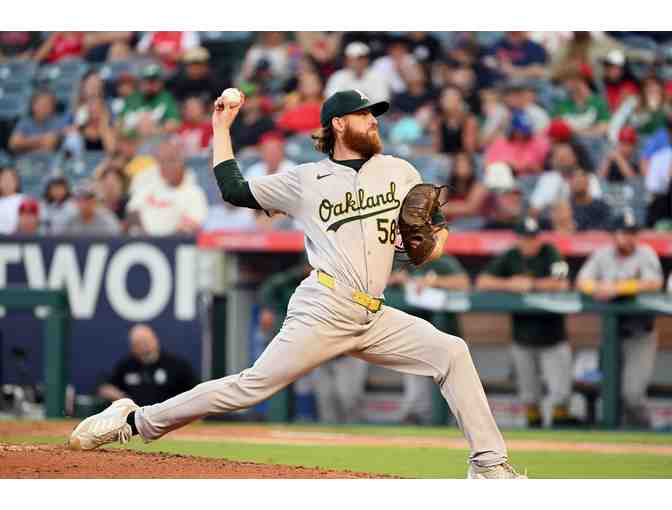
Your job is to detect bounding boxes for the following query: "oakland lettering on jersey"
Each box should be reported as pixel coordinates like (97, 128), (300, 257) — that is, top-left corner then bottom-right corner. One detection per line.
(319, 182), (401, 232)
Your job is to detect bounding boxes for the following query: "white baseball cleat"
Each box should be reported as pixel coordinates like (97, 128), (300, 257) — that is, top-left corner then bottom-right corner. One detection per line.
(467, 462), (528, 479)
(69, 398), (139, 451)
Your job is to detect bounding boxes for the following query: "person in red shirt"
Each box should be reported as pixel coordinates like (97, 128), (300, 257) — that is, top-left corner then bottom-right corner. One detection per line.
(177, 96), (213, 157)
(136, 32), (200, 73)
(277, 71), (323, 135)
(602, 50), (639, 113)
(34, 31), (85, 64)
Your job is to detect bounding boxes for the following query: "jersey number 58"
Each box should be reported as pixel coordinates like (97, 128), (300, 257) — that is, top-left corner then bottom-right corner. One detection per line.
(377, 218), (397, 245)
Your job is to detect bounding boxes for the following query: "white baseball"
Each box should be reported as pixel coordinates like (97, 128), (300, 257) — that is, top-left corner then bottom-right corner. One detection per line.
(219, 88), (242, 107)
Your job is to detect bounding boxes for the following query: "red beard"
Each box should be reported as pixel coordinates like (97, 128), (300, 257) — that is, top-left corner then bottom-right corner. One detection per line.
(342, 124), (383, 159)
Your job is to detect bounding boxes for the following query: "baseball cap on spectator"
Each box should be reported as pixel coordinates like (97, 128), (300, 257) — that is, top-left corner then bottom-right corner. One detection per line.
(509, 111), (533, 137)
(141, 63), (163, 80)
(73, 180), (97, 199)
(320, 89), (389, 127)
(547, 118), (573, 142)
(618, 126), (638, 144)
(515, 217), (541, 237)
(345, 41), (370, 59)
(604, 49), (626, 67)
(183, 47), (210, 64)
(19, 197), (40, 215)
(484, 162), (517, 192)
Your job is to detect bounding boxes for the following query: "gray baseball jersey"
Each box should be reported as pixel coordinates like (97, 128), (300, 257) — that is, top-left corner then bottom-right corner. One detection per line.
(248, 154), (421, 297)
(577, 244), (663, 283)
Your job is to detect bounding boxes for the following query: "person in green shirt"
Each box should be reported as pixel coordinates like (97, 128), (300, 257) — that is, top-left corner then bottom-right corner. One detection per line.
(387, 255), (470, 424)
(553, 71), (610, 138)
(476, 218), (578, 428)
(119, 63), (181, 135)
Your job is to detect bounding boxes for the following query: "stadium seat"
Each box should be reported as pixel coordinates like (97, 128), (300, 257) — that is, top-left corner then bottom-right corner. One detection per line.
(285, 134), (323, 164)
(0, 59), (37, 84)
(15, 152), (63, 190)
(0, 150), (13, 168)
(0, 80), (33, 100)
(186, 155), (221, 204)
(0, 95), (29, 120)
(96, 60), (136, 83)
(61, 151), (106, 179)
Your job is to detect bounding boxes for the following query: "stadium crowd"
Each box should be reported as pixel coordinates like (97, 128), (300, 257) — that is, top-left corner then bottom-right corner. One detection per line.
(1, 31), (672, 235)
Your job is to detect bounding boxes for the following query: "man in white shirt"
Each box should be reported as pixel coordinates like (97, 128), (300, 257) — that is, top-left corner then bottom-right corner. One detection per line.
(325, 42), (390, 102)
(128, 137), (208, 236)
(0, 167), (24, 235)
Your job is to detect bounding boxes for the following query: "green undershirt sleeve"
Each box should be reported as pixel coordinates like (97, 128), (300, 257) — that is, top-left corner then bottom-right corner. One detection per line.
(213, 159), (263, 210)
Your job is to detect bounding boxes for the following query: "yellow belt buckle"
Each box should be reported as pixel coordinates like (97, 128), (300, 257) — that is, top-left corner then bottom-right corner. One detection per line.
(317, 270), (335, 289)
(352, 291), (382, 313)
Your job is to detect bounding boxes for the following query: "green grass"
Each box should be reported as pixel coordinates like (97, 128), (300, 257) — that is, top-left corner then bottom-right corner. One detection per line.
(3, 423), (672, 478)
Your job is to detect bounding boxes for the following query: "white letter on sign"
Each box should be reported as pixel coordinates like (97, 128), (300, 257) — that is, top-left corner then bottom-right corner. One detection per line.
(0, 244), (21, 316)
(175, 245), (197, 320)
(106, 243), (171, 321)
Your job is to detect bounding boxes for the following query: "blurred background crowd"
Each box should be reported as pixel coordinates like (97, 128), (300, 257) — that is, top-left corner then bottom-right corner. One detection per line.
(2, 31), (672, 237)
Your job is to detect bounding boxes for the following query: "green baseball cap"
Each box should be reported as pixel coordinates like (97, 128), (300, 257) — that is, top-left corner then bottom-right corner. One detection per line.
(320, 89), (389, 128)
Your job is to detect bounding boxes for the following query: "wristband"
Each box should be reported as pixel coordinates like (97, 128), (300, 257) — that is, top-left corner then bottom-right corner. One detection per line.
(616, 279), (639, 296)
(579, 280), (595, 294)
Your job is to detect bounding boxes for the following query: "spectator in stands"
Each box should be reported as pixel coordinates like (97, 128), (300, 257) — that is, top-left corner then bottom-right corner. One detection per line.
(549, 31), (622, 84)
(229, 84), (275, 152)
(552, 70), (610, 137)
(58, 180), (121, 235)
(0, 31), (42, 60)
(244, 132), (296, 179)
(597, 126), (641, 182)
(390, 61), (437, 117)
(546, 118), (597, 171)
(63, 97), (116, 157)
(241, 32), (294, 86)
(601, 49), (639, 113)
(97, 166), (129, 230)
(74, 71), (106, 111)
(82, 32), (134, 63)
(136, 31), (200, 73)
(644, 117), (672, 228)
(177, 96), (213, 157)
(484, 110), (550, 175)
(481, 162), (525, 230)
(127, 137), (208, 236)
(98, 324), (198, 407)
(610, 76), (667, 141)
(277, 71), (323, 135)
(440, 152), (487, 227)
(14, 197), (42, 234)
(295, 32), (341, 83)
(501, 80), (550, 134)
(476, 218), (576, 428)
(109, 72), (138, 119)
(478, 87), (510, 147)
(169, 47), (221, 103)
(8, 91), (67, 154)
(372, 34), (416, 96)
(528, 141), (602, 219)
(548, 201), (575, 233)
(325, 42), (390, 102)
(483, 31), (549, 82)
(119, 64), (180, 135)
(577, 213), (663, 428)
(431, 86), (479, 156)
(407, 32), (442, 74)
(33, 31), (85, 64)
(0, 167), (24, 234)
(40, 174), (76, 234)
(568, 167), (613, 230)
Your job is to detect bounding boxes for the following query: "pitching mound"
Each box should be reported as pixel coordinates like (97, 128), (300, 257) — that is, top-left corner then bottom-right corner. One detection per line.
(0, 443), (387, 479)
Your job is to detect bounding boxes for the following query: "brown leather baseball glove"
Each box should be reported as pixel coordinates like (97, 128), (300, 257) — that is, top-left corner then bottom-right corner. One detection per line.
(397, 184), (448, 266)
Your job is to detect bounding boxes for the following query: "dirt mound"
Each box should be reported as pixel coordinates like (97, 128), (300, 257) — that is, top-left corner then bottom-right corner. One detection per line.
(0, 443), (389, 479)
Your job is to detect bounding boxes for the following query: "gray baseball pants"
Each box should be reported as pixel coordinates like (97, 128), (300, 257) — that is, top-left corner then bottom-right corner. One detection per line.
(510, 341), (573, 408)
(622, 330), (657, 409)
(135, 271), (508, 467)
(315, 356), (368, 423)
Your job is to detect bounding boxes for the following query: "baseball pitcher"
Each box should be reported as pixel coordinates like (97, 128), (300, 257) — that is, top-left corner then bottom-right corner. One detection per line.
(70, 88), (525, 479)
